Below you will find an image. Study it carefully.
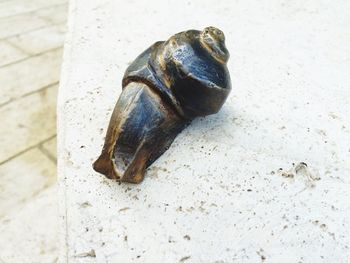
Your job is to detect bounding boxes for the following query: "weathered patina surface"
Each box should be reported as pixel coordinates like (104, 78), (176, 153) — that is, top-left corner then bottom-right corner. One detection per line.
(93, 27), (231, 183)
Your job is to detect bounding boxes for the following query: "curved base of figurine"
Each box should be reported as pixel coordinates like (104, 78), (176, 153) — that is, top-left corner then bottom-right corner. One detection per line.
(93, 82), (187, 184)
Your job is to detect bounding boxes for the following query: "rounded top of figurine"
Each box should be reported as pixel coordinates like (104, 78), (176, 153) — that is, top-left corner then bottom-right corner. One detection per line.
(199, 26), (229, 64)
(123, 27), (231, 119)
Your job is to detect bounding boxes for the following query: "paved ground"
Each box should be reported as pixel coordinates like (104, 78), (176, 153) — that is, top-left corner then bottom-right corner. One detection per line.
(0, 0), (68, 262)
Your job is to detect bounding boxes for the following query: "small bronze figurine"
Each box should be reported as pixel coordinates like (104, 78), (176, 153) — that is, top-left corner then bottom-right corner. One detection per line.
(93, 27), (231, 183)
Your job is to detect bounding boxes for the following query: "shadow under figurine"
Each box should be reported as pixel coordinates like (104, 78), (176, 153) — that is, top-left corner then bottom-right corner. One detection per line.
(93, 26), (231, 183)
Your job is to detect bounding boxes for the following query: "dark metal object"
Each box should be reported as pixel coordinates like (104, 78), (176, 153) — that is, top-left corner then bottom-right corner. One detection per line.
(93, 27), (231, 183)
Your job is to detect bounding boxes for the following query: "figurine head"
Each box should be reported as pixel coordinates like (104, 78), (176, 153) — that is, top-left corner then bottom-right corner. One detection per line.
(124, 27), (231, 119)
(200, 26), (229, 64)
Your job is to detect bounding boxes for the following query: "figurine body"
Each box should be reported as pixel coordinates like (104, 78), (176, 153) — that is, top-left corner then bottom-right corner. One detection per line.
(93, 27), (231, 183)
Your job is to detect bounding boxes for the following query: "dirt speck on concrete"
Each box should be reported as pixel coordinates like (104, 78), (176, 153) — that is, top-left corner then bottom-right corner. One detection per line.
(75, 249), (96, 258)
(179, 256), (191, 262)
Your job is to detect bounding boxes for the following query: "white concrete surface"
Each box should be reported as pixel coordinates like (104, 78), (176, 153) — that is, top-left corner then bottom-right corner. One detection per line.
(58, 0), (350, 262)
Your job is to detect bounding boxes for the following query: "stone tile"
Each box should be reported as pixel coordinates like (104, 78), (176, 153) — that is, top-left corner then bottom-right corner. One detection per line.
(42, 136), (57, 160)
(0, 12), (49, 39)
(0, 40), (27, 67)
(35, 3), (68, 24)
(0, 85), (57, 163)
(0, 0), (40, 19)
(0, 48), (62, 105)
(0, 148), (56, 219)
(0, 186), (58, 262)
(0, 0), (67, 19)
(7, 24), (66, 55)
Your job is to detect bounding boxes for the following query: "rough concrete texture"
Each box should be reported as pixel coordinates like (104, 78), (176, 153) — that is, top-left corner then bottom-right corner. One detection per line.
(58, 0), (350, 262)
